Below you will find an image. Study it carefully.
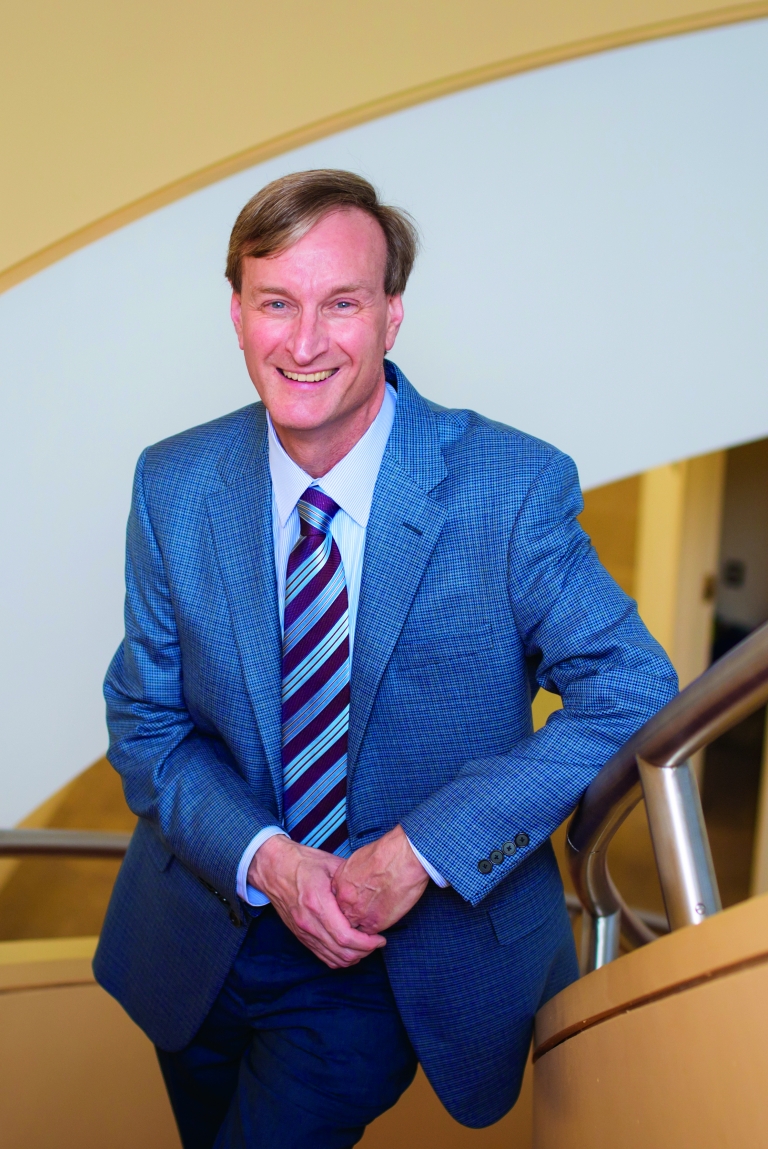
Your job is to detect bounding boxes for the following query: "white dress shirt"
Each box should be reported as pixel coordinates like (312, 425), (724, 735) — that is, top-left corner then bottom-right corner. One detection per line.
(235, 382), (448, 905)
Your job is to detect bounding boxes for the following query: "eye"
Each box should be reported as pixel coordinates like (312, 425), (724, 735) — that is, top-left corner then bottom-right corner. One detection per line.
(334, 300), (353, 310)
(267, 300), (286, 310)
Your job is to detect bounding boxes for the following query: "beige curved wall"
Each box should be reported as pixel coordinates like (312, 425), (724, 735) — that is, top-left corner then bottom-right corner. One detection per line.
(0, 937), (531, 1148)
(534, 893), (768, 1148)
(3, 0), (767, 290)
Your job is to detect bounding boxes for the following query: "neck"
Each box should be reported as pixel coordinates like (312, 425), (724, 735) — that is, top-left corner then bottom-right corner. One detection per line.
(271, 379), (386, 478)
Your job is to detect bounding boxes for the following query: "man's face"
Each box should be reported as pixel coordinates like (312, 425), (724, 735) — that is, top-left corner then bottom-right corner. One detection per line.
(231, 208), (404, 439)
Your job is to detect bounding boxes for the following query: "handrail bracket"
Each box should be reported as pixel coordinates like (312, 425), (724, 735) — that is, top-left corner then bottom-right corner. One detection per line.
(638, 756), (721, 930)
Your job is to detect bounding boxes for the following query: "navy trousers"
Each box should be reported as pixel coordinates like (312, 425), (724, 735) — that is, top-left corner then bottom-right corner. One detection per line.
(157, 908), (418, 1149)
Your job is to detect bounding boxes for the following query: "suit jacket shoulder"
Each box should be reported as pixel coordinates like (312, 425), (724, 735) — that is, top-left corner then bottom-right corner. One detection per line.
(381, 354), (568, 484)
(387, 366), (581, 532)
(430, 400), (563, 479)
(138, 401), (267, 515)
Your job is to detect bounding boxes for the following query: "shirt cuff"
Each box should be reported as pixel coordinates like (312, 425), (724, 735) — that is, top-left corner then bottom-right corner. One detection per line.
(406, 835), (450, 888)
(236, 826), (289, 906)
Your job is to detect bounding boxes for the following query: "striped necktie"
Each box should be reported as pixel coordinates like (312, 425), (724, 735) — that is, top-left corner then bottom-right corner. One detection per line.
(281, 487), (351, 857)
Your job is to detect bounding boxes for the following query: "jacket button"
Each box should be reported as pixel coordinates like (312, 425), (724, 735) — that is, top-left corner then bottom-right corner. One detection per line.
(477, 858), (493, 874)
(228, 910), (243, 927)
(502, 840), (517, 857)
(489, 850), (504, 866)
(515, 832), (530, 849)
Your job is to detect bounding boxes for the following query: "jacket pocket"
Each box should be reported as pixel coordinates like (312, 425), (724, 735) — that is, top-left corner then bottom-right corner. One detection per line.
(486, 849), (565, 945)
(396, 623), (494, 667)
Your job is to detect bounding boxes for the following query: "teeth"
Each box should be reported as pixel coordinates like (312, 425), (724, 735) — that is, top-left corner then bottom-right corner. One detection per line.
(281, 369), (336, 382)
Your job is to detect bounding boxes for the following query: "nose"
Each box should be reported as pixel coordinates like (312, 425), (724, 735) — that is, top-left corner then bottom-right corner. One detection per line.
(286, 306), (330, 366)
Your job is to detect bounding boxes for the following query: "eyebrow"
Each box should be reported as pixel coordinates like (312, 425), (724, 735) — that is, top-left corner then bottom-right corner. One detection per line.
(253, 283), (371, 297)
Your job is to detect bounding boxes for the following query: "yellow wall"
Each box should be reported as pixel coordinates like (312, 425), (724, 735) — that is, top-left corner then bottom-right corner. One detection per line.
(536, 453), (726, 744)
(0, 758), (134, 941)
(635, 452), (725, 689)
(2, 0), (767, 291)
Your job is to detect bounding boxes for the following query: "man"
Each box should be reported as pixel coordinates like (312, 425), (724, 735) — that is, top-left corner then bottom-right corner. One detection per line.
(95, 169), (676, 1148)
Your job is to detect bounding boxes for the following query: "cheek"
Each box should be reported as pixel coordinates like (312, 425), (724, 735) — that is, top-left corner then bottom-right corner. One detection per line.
(243, 321), (284, 362)
(335, 318), (383, 364)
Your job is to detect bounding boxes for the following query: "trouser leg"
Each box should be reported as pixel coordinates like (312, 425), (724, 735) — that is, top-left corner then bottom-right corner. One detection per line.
(159, 908), (417, 1149)
(156, 979), (253, 1149)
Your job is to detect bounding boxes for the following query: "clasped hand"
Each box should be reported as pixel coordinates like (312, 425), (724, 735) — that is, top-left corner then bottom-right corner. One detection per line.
(248, 825), (429, 969)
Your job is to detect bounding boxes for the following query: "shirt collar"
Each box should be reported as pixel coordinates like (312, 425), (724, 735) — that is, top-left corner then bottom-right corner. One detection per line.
(267, 382), (397, 529)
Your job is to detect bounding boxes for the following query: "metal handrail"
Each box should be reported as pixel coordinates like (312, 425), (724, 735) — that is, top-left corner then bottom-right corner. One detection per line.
(567, 620), (768, 973)
(0, 828), (131, 857)
(563, 892), (668, 936)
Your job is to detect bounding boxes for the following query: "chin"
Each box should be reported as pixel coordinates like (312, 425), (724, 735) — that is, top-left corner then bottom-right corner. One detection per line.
(279, 406), (338, 433)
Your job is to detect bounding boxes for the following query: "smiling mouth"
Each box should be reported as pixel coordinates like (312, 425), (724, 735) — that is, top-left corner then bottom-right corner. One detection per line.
(278, 368), (338, 383)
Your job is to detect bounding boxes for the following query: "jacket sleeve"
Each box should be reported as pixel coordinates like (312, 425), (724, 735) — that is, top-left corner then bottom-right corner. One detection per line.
(401, 450), (678, 905)
(104, 450), (279, 904)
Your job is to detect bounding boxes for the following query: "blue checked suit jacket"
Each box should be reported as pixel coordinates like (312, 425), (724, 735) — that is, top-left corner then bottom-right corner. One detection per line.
(94, 362), (677, 1127)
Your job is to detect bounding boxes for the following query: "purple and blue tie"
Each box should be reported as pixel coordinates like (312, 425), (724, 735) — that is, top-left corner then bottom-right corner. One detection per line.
(281, 487), (351, 857)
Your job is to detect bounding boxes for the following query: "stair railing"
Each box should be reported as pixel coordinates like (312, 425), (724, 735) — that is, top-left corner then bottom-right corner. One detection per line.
(0, 828), (131, 857)
(567, 620), (768, 974)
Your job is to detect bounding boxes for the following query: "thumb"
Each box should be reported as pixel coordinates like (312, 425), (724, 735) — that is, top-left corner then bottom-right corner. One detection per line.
(324, 853), (345, 879)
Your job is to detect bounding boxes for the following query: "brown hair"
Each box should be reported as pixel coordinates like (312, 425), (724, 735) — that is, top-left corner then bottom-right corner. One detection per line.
(225, 169), (419, 295)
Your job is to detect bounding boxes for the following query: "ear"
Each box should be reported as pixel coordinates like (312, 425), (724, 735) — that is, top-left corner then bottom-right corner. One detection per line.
(230, 291), (245, 350)
(384, 295), (405, 352)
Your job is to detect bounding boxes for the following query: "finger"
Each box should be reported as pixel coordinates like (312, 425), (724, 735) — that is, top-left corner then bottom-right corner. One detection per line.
(329, 866), (356, 900)
(317, 887), (379, 939)
(338, 902), (368, 930)
(354, 915), (387, 935)
(278, 912), (357, 968)
(321, 894), (385, 952)
(319, 852), (345, 878)
(302, 939), (362, 969)
(270, 881), (373, 967)
(302, 894), (384, 960)
(323, 918), (383, 957)
(294, 922), (374, 968)
(332, 874), (366, 910)
(292, 874), (385, 962)
(289, 899), (377, 964)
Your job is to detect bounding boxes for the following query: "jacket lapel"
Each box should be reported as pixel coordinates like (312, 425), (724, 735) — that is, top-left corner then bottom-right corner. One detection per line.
(203, 373), (448, 803)
(206, 407), (284, 813)
(348, 372), (448, 771)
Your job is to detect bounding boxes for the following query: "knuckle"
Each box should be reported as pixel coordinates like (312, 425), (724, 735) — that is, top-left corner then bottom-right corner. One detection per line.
(294, 911), (314, 935)
(333, 924), (357, 945)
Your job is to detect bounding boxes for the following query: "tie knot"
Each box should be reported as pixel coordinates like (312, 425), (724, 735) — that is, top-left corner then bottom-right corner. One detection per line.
(297, 487), (340, 536)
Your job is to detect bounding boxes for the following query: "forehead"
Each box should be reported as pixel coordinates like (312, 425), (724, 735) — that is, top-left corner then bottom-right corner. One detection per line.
(243, 208), (387, 291)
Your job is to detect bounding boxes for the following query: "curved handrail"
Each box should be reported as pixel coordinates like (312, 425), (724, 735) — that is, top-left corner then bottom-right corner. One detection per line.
(0, 828), (131, 857)
(567, 620), (768, 971)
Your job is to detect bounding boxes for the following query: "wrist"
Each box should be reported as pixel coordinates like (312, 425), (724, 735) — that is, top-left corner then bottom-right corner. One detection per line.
(249, 832), (294, 894)
(393, 824), (430, 885)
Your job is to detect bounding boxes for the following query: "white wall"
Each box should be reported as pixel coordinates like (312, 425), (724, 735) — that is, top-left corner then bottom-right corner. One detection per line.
(2, 19), (768, 824)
